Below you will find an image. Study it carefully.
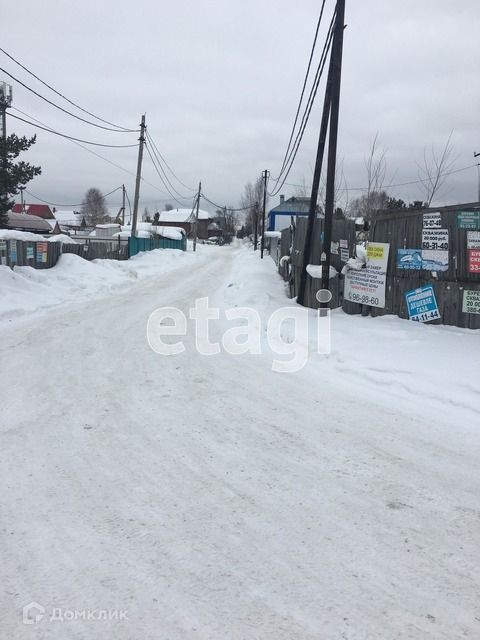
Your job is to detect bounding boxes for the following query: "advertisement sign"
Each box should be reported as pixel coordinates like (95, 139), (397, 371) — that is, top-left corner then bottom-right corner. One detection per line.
(36, 242), (48, 264)
(421, 228), (449, 271)
(467, 231), (480, 249)
(330, 241), (339, 255)
(0, 239), (6, 264)
(340, 247), (349, 262)
(9, 240), (17, 263)
(423, 212), (442, 228)
(468, 250), (480, 273)
(397, 249), (422, 270)
(339, 239), (348, 249)
(462, 290), (480, 314)
(344, 242), (390, 308)
(26, 246), (34, 260)
(405, 285), (441, 323)
(457, 211), (480, 230)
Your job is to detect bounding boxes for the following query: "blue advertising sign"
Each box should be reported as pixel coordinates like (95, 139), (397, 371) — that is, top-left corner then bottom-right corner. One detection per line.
(405, 285), (441, 323)
(397, 249), (422, 270)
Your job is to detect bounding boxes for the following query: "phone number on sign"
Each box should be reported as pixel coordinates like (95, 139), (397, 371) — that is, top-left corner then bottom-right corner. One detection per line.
(348, 292), (380, 306)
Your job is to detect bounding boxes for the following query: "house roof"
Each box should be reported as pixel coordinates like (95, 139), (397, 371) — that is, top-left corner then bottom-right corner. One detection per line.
(269, 196), (311, 215)
(7, 211), (52, 233)
(159, 208), (211, 223)
(12, 203), (54, 219)
(54, 210), (85, 226)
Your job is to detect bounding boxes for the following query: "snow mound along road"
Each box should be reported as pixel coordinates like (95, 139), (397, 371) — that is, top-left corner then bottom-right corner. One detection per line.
(0, 246), (208, 324)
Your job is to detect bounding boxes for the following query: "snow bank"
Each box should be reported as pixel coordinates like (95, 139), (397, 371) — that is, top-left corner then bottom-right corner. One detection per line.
(0, 247), (204, 323)
(46, 234), (78, 244)
(0, 229), (46, 242)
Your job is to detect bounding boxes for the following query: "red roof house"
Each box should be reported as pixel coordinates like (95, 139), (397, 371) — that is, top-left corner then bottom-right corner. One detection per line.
(12, 203), (54, 219)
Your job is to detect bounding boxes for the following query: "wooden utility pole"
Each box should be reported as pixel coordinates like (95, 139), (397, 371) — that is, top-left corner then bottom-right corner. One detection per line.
(193, 181), (201, 252)
(297, 0), (345, 306)
(121, 184), (126, 225)
(475, 152), (480, 202)
(321, 0), (345, 299)
(253, 201), (259, 251)
(131, 114), (146, 238)
(260, 169), (269, 259)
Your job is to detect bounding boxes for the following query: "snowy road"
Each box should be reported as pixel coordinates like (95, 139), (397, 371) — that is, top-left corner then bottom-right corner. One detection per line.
(1, 245), (479, 639)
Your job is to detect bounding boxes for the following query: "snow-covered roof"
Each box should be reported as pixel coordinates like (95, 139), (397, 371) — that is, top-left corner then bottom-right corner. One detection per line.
(96, 223), (120, 229)
(54, 210), (85, 225)
(6, 211), (52, 233)
(159, 208), (211, 223)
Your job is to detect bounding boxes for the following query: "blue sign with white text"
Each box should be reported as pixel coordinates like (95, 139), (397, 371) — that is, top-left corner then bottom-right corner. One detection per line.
(405, 285), (441, 323)
(397, 249), (422, 270)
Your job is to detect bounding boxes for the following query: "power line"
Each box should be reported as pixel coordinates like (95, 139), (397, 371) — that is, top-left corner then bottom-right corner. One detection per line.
(145, 129), (196, 193)
(268, 9), (336, 197)
(282, 163), (479, 193)
(0, 47), (135, 132)
(200, 192), (257, 212)
(24, 185), (123, 208)
(145, 131), (194, 199)
(272, 0), (327, 183)
(144, 142), (193, 207)
(11, 106), (139, 179)
(6, 112), (139, 148)
(0, 67), (138, 133)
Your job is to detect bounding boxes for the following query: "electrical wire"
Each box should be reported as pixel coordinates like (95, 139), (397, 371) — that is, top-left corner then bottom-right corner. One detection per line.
(7, 112), (139, 148)
(268, 10), (336, 198)
(0, 67), (138, 133)
(282, 163), (479, 193)
(24, 185), (123, 208)
(11, 106), (139, 179)
(273, 0), (327, 184)
(144, 142), (194, 207)
(145, 132), (195, 199)
(0, 47), (136, 132)
(200, 192), (257, 212)
(145, 130), (196, 193)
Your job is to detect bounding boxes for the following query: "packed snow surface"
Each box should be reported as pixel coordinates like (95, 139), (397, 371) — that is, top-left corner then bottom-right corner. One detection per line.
(0, 243), (479, 639)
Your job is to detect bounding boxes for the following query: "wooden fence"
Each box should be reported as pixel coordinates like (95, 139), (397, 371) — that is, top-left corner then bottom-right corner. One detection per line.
(276, 203), (480, 329)
(0, 233), (186, 271)
(277, 216), (357, 308)
(0, 238), (61, 269)
(363, 203), (480, 328)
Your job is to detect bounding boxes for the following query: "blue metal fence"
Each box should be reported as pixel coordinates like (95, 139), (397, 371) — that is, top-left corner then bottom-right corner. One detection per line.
(128, 235), (187, 257)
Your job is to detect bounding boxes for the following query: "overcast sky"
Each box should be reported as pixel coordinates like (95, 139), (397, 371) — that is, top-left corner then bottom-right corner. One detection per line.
(2, 0), (479, 214)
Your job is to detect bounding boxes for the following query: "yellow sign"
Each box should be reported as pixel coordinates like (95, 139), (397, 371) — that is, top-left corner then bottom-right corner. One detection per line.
(367, 245), (384, 260)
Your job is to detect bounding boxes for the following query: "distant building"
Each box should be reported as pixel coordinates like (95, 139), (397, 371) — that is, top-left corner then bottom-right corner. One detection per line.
(267, 195), (318, 231)
(12, 203), (54, 219)
(158, 208), (213, 239)
(6, 211), (52, 234)
(54, 210), (87, 232)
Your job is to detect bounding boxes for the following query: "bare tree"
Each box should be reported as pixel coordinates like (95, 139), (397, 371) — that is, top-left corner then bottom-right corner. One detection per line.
(417, 132), (455, 206)
(81, 187), (109, 226)
(240, 176), (264, 236)
(164, 203), (174, 211)
(366, 132), (387, 199)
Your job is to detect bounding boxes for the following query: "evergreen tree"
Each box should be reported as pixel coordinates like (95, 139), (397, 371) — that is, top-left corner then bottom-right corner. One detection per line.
(0, 134), (41, 228)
